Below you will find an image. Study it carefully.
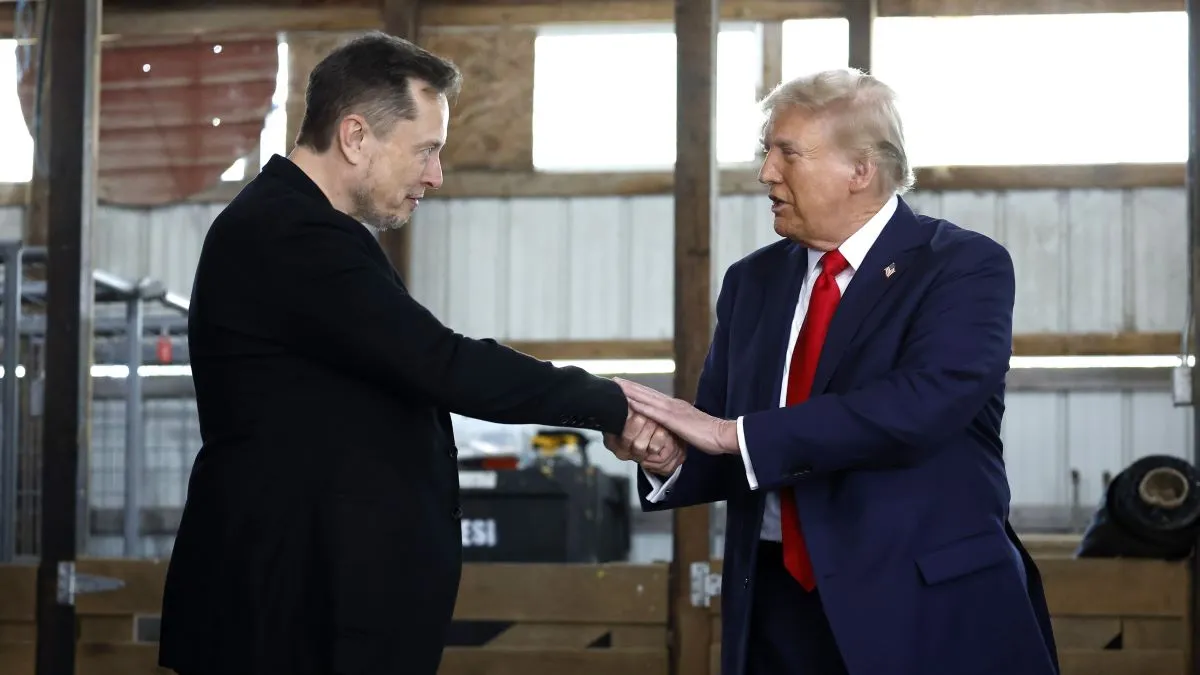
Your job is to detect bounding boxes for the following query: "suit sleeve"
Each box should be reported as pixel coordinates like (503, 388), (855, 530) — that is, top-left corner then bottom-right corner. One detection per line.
(637, 263), (743, 511)
(271, 220), (628, 434)
(740, 238), (1014, 490)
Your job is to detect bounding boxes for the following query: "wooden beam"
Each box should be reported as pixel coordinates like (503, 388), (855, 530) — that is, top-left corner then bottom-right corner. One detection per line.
(378, 0), (419, 283)
(1185, 2), (1200, 673)
(0, 161), (1186, 207)
(0, 0), (1181, 38)
(501, 333), (1190, 361)
(672, 0), (717, 674)
(218, 163), (1175, 201)
(0, 162), (1180, 205)
(36, 0), (100, 675)
(846, 0), (876, 73)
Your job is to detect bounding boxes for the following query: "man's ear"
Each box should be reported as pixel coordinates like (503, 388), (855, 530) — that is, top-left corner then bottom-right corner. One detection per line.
(336, 114), (369, 165)
(848, 154), (878, 195)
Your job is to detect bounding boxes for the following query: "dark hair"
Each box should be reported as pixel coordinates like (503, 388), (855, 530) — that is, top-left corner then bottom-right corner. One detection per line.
(295, 32), (462, 152)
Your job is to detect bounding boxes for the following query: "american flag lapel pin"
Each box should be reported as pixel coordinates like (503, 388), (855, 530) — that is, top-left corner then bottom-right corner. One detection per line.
(884, 262), (896, 278)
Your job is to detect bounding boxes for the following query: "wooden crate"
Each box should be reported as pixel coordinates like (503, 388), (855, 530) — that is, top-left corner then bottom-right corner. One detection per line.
(0, 559), (670, 675)
(707, 552), (1192, 675)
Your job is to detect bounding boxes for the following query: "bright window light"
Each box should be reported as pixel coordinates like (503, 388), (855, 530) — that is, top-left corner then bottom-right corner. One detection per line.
(220, 157), (246, 181)
(780, 12), (1186, 167)
(531, 24), (762, 171)
(258, 38), (289, 168)
(0, 40), (33, 182)
(871, 12), (1186, 167)
(780, 18), (849, 80)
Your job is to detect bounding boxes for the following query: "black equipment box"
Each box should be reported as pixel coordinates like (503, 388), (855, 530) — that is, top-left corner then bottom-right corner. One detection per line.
(457, 462), (631, 563)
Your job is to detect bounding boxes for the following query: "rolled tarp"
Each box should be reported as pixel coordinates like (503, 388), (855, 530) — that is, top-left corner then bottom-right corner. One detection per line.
(1075, 454), (1200, 560)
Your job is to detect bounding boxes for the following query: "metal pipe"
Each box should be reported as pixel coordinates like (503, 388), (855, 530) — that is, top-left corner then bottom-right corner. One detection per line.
(123, 292), (144, 557)
(0, 244), (21, 562)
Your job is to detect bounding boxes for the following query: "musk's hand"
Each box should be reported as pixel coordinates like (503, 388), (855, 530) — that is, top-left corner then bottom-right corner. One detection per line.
(614, 378), (739, 455)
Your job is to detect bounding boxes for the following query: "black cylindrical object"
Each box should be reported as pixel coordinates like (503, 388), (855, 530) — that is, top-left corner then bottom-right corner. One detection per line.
(1076, 455), (1200, 560)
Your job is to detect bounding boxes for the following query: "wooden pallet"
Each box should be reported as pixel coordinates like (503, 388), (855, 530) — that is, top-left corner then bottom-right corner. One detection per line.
(0, 559), (671, 675)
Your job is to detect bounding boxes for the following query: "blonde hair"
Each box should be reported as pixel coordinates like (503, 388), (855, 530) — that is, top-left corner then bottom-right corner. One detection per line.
(760, 68), (914, 195)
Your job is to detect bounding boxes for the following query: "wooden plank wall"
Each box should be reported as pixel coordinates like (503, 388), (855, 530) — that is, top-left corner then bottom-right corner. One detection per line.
(0, 560), (670, 675)
(0, 551), (1189, 675)
(705, 548), (1192, 675)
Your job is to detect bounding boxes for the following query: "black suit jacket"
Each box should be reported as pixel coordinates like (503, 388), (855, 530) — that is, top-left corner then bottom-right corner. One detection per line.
(158, 155), (628, 675)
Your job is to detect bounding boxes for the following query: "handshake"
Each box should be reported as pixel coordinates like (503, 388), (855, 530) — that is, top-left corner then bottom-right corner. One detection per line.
(601, 378), (741, 476)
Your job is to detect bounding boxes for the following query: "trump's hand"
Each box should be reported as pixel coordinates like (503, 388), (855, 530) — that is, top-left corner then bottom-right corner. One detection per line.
(615, 378), (739, 455)
(604, 412), (686, 475)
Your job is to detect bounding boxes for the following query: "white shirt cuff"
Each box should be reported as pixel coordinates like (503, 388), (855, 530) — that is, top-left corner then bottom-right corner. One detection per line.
(643, 465), (683, 503)
(737, 416), (759, 490)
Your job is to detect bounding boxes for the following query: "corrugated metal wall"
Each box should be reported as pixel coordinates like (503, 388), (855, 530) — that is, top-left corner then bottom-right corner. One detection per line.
(408, 188), (1187, 336)
(0, 188), (1191, 549)
(3, 187), (1179, 335)
(0, 202), (224, 300)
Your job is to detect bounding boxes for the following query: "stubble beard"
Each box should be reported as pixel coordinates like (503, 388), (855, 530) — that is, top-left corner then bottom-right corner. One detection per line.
(350, 183), (407, 232)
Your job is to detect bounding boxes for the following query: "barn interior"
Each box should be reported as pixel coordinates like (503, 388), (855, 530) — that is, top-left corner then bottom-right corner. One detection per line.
(0, 0), (1199, 673)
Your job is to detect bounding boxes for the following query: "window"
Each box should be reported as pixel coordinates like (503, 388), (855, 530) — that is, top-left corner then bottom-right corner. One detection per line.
(780, 12), (1185, 167)
(224, 37), (289, 181)
(0, 40), (34, 182)
(0, 37), (286, 186)
(780, 18), (849, 81)
(532, 24), (762, 171)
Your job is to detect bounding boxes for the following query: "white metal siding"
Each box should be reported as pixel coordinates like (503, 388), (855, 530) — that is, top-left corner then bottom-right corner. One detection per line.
(1002, 390), (1192, 509)
(411, 188), (1188, 338)
(0, 202), (221, 301)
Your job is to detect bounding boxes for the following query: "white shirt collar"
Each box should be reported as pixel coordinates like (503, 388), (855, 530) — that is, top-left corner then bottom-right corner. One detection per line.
(806, 194), (898, 276)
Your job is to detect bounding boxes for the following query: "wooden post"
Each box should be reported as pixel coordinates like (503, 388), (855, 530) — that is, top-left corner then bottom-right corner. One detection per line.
(755, 22), (782, 161)
(378, 0), (419, 283)
(846, 0), (876, 73)
(1186, 1), (1200, 672)
(23, 2), (51, 249)
(34, 0), (100, 673)
(672, 0), (718, 673)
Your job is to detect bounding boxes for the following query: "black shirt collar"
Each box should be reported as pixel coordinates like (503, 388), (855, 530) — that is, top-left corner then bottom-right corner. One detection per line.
(260, 153), (333, 207)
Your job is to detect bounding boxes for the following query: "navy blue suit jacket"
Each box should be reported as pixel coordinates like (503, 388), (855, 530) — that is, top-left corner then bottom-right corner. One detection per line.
(638, 198), (1059, 675)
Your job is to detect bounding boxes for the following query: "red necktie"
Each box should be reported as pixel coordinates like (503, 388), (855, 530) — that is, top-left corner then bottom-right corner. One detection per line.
(780, 249), (849, 591)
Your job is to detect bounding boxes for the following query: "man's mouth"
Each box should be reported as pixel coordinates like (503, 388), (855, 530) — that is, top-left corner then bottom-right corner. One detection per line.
(769, 195), (787, 213)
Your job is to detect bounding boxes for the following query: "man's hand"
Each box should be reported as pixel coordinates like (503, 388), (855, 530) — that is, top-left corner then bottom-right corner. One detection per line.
(614, 378), (739, 455)
(604, 411), (686, 475)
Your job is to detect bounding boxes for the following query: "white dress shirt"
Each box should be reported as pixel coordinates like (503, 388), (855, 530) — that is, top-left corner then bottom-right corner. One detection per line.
(643, 195), (898, 541)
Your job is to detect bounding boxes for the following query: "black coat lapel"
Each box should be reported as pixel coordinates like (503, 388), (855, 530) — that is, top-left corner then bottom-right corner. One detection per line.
(810, 198), (929, 396)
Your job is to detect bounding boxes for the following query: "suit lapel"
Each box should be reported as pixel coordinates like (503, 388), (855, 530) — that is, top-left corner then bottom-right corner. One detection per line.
(810, 199), (929, 396)
(758, 243), (809, 410)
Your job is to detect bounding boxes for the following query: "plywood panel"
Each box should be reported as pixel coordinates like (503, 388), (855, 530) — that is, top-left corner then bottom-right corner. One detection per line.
(424, 28), (536, 171)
